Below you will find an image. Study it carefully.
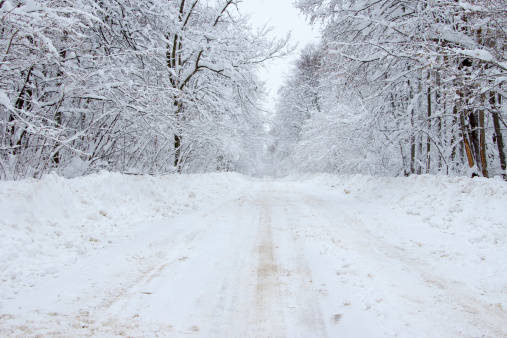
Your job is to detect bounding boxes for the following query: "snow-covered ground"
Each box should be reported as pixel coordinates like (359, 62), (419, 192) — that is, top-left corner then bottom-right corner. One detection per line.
(1, 172), (506, 337)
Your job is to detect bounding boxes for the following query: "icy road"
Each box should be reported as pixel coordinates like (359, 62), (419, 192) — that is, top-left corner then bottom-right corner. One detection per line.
(1, 177), (506, 337)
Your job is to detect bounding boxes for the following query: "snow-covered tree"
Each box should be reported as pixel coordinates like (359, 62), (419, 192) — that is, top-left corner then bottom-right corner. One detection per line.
(0, 0), (290, 179)
(278, 0), (507, 178)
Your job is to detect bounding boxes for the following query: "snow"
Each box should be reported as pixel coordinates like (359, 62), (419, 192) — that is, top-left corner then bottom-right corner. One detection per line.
(294, 173), (507, 247)
(22, 0), (41, 12)
(0, 91), (14, 111)
(0, 172), (249, 301)
(456, 48), (494, 62)
(0, 1), (13, 11)
(1, 172), (506, 337)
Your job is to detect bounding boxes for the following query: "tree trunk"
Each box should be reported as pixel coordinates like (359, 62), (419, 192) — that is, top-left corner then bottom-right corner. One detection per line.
(426, 81), (432, 173)
(173, 98), (182, 172)
(52, 33), (69, 166)
(410, 136), (416, 174)
(408, 77), (416, 175)
(167, 1), (186, 172)
(400, 141), (410, 176)
(10, 67), (33, 154)
(436, 71), (443, 171)
(479, 94), (488, 178)
(491, 93), (506, 177)
(174, 134), (181, 170)
(469, 111), (482, 172)
(451, 108), (457, 169)
(417, 133), (423, 175)
(459, 109), (475, 171)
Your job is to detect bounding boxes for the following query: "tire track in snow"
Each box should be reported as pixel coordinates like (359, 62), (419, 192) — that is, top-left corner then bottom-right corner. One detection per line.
(251, 182), (327, 337)
(251, 190), (286, 336)
(274, 202), (328, 338)
(297, 190), (507, 337)
(99, 186), (263, 336)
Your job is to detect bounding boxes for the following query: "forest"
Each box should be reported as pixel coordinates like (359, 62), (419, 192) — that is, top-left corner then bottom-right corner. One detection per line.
(1, 2), (507, 335)
(0, 0), (290, 179)
(1, 0), (506, 180)
(274, 0), (507, 178)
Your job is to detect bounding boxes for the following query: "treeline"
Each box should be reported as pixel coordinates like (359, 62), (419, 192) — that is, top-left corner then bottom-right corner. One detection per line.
(274, 0), (507, 178)
(0, 0), (289, 180)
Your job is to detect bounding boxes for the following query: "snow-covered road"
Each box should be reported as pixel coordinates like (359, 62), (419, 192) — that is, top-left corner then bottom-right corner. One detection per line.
(1, 177), (506, 337)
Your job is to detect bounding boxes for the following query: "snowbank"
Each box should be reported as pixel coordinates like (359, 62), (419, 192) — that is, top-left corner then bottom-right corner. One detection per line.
(0, 172), (250, 299)
(289, 173), (507, 247)
(2, 171), (505, 304)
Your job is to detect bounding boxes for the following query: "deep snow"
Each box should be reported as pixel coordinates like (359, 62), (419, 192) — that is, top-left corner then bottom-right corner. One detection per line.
(0, 172), (250, 301)
(0, 172), (506, 337)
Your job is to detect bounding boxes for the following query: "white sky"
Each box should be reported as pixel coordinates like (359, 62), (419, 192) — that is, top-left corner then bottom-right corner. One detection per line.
(238, 0), (320, 112)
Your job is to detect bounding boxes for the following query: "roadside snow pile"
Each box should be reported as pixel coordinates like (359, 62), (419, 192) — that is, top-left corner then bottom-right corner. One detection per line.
(293, 174), (507, 247)
(0, 172), (250, 299)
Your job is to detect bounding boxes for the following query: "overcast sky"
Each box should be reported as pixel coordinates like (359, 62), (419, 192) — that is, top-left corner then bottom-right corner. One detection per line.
(239, 0), (320, 112)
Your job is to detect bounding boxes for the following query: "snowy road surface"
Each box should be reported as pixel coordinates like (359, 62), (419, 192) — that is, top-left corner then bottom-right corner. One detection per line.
(1, 178), (506, 337)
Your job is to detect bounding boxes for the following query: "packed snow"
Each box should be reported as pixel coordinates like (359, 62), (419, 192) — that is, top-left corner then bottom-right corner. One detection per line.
(0, 172), (506, 337)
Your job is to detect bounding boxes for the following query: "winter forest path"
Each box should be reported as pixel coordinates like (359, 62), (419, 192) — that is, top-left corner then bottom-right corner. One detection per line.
(1, 179), (506, 337)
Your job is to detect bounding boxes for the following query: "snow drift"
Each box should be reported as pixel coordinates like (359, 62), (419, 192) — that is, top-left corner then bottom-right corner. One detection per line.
(1, 172), (506, 304)
(0, 172), (249, 300)
(292, 174), (507, 247)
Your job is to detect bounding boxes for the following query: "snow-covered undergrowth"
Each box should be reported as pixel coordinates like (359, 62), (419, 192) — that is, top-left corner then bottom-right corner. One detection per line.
(0, 172), (249, 299)
(292, 173), (507, 247)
